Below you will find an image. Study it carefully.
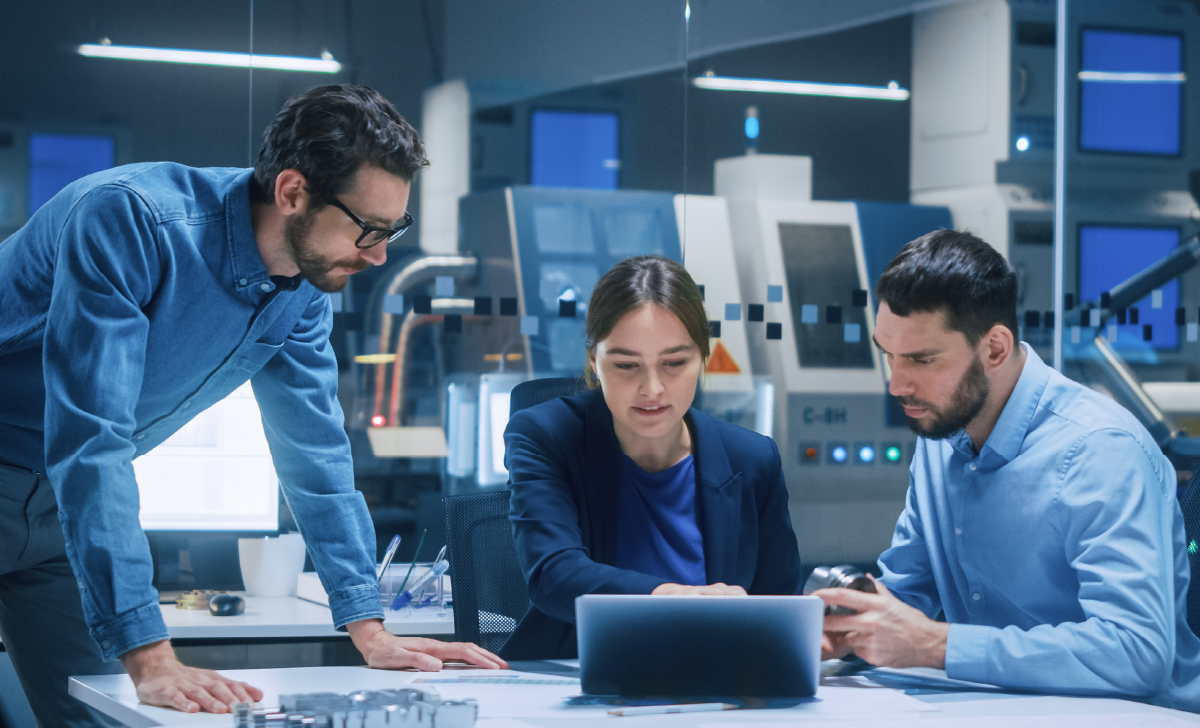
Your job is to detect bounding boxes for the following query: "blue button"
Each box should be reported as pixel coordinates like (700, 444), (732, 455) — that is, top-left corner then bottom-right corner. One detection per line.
(828, 443), (849, 464)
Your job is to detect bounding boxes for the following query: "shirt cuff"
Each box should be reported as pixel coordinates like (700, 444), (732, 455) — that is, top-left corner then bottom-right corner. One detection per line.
(945, 622), (993, 684)
(328, 583), (385, 630)
(89, 603), (171, 662)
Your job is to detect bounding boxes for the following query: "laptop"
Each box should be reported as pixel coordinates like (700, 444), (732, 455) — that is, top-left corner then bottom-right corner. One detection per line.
(576, 594), (824, 699)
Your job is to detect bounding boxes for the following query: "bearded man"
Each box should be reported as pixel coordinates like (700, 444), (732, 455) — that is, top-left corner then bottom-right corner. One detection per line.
(0, 84), (504, 728)
(814, 229), (1200, 712)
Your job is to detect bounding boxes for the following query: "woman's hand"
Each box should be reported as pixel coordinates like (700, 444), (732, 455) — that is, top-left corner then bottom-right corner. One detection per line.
(651, 582), (747, 596)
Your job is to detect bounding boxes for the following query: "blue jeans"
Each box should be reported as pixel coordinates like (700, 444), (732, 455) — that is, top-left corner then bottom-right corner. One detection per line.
(0, 464), (123, 728)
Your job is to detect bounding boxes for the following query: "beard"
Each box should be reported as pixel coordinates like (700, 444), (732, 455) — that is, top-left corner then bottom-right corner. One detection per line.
(899, 355), (990, 440)
(283, 207), (368, 293)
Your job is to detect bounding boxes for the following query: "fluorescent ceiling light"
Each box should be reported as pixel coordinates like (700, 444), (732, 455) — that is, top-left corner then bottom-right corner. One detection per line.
(76, 44), (341, 73)
(692, 75), (909, 101)
(1078, 71), (1185, 83)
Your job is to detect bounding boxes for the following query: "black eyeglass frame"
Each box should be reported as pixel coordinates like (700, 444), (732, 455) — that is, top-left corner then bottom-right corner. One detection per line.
(326, 197), (414, 249)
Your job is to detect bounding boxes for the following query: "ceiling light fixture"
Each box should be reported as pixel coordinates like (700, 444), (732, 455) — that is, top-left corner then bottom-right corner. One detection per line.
(75, 43), (341, 74)
(692, 75), (910, 101)
(1078, 71), (1185, 83)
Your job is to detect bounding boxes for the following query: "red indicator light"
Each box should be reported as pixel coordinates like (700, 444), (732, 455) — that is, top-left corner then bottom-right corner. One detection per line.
(805, 447), (818, 460)
(371, 415), (386, 427)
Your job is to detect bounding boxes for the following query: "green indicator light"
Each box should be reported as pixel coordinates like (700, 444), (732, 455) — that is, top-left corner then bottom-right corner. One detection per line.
(885, 446), (902, 462)
(1190, 540), (1197, 555)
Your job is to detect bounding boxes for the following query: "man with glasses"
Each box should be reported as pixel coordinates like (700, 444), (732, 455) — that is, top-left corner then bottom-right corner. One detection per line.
(0, 84), (506, 728)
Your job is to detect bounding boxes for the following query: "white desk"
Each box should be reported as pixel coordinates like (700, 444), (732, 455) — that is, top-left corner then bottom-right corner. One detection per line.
(160, 594), (453, 640)
(70, 665), (1200, 728)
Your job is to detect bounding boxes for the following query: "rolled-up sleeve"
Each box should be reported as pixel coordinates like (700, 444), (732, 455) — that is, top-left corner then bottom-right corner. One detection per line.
(42, 186), (168, 661)
(250, 292), (382, 629)
(945, 429), (1177, 697)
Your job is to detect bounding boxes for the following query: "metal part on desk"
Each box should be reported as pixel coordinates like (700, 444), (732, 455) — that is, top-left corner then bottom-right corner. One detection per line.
(235, 689), (477, 728)
(175, 590), (227, 609)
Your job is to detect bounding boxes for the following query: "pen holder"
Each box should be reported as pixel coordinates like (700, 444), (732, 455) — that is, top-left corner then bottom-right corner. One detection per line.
(380, 563), (447, 611)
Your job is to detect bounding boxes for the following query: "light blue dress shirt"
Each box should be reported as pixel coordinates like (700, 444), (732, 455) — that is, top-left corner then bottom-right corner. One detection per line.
(0, 163), (382, 661)
(879, 344), (1200, 711)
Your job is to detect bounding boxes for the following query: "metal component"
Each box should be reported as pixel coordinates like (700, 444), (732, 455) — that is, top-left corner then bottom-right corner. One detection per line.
(262, 688), (477, 728)
(803, 565), (877, 616)
(175, 590), (225, 610)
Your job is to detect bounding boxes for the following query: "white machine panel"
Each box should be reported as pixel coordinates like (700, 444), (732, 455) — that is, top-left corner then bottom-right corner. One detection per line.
(676, 194), (754, 394)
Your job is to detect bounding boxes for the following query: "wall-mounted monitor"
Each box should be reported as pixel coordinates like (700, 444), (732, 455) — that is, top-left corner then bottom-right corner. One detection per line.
(29, 132), (114, 216)
(1079, 28), (1183, 156)
(1078, 225), (1180, 349)
(530, 110), (619, 189)
(134, 383), (280, 533)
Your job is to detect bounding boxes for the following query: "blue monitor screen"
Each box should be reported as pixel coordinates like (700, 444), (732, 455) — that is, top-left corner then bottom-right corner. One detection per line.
(1079, 29), (1182, 155)
(1079, 225), (1180, 349)
(530, 110), (619, 190)
(29, 133), (115, 216)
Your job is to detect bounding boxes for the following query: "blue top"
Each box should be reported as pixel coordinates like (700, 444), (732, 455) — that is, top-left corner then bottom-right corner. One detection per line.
(502, 387), (802, 659)
(614, 454), (705, 586)
(880, 344), (1200, 711)
(0, 163), (382, 661)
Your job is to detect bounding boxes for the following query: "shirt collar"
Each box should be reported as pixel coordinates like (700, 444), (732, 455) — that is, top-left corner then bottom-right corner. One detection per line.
(978, 342), (1051, 464)
(225, 169), (272, 293)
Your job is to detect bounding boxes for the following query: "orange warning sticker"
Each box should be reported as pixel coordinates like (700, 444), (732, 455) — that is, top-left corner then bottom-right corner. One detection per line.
(707, 340), (741, 374)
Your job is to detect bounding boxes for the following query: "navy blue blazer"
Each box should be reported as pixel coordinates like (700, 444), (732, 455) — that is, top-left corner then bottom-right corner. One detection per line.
(502, 387), (802, 660)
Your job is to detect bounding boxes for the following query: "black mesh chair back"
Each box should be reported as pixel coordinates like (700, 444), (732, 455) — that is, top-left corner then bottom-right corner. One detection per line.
(1181, 469), (1200, 637)
(509, 377), (589, 416)
(444, 490), (530, 653)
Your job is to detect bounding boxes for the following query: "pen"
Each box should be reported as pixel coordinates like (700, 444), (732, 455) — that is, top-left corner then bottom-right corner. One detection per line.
(396, 529), (427, 595)
(607, 702), (738, 717)
(376, 535), (401, 583)
(390, 559), (448, 610)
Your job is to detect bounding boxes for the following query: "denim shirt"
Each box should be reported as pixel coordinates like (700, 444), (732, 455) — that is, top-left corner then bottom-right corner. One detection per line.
(879, 344), (1200, 711)
(0, 163), (383, 661)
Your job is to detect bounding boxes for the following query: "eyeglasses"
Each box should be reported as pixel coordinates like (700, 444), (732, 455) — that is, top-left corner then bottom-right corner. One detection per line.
(327, 197), (414, 249)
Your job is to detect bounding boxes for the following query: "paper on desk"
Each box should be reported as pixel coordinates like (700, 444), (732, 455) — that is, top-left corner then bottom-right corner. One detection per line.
(862, 666), (1006, 692)
(420, 672), (935, 720)
(702, 713), (1200, 728)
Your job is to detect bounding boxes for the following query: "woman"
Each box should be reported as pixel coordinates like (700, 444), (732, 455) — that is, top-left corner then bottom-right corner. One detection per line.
(502, 255), (801, 660)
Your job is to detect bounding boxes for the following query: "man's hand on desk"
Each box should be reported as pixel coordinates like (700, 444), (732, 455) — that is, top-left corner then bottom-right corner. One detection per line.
(814, 576), (949, 669)
(651, 583), (747, 596)
(346, 619), (508, 671)
(121, 640), (263, 714)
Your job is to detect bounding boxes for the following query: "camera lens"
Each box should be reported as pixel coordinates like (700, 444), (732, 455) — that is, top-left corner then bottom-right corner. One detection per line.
(803, 565), (876, 615)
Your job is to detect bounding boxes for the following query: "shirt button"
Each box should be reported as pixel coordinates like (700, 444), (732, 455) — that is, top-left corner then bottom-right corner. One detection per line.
(100, 639), (111, 649)
(969, 463), (977, 471)
(239, 278), (248, 286)
(261, 283), (271, 291)
(955, 527), (962, 535)
(972, 593), (981, 601)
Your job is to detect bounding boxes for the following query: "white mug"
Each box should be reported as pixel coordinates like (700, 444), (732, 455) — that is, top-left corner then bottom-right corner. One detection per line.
(238, 533), (306, 597)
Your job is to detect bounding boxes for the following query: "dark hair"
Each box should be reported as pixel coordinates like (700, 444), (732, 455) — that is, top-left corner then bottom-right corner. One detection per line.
(876, 229), (1018, 346)
(250, 84), (428, 206)
(584, 256), (710, 387)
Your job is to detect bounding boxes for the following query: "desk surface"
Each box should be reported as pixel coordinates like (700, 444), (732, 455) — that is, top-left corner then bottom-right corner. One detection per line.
(70, 665), (1200, 728)
(160, 595), (453, 640)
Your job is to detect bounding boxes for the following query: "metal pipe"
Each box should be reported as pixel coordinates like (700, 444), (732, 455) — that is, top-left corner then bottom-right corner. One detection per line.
(1089, 335), (1173, 448)
(387, 298), (479, 426)
(363, 255), (479, 423)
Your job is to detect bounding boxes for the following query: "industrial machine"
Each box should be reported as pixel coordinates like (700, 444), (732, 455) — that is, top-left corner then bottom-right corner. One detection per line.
(715, 153), (953, 563)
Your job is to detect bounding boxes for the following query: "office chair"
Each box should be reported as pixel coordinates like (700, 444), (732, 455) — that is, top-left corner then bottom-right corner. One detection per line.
(509, 376), (589, 416)
(1181, 469), (1200, 638)
(444, 490), (529, 653)
(442, 377), (590, 653)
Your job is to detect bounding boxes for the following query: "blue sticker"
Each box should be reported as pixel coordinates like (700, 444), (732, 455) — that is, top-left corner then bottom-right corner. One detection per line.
(520, 316), (540, 336)
(767, 285), (783, 303)
(435, 276), (455, 297)
(800, 304), (819, 324)
(383, 294), (405, 314)
(329, 293), (343, 313)
(844, 323), (861, 343)
(725, 303), (741, 322)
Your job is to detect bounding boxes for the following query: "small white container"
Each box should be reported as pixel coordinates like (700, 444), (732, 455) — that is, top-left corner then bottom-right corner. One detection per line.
(238, 533), (306, 597)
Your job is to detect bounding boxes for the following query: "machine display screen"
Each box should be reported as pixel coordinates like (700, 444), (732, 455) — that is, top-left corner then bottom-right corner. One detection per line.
(1079, 225), (1180, 349)
(134, 383), (280, 532)
(778, 223), (874, 369)
(530, 110), (619, 189)
(1079, 29), (1183, 155)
